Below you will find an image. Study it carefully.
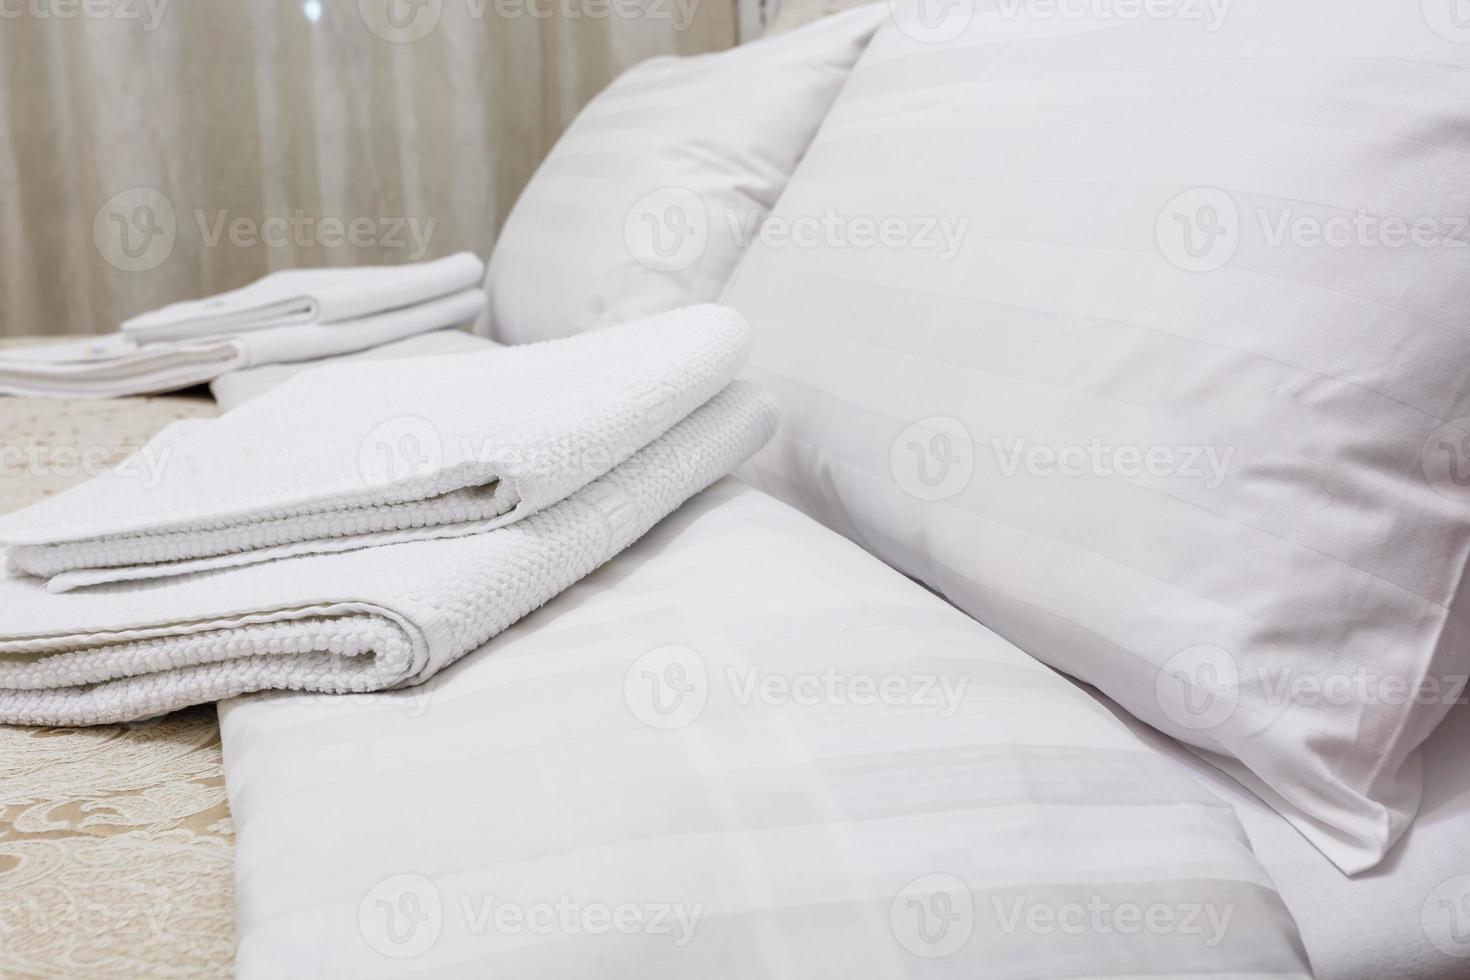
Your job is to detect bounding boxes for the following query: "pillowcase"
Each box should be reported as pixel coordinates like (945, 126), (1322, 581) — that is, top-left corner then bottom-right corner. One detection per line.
(722, 1), (1470, 875)
(480, 5), (884, 345)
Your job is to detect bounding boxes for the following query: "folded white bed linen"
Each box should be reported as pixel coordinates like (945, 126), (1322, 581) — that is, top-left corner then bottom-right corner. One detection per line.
(0, 304), (751, 591)
(217, 480), (1310, 979)
(209, 327), (493, 409)
(1092, 688), (1470, 980)
(0, 333), (243, 399)
(0, 382), (776, 726)
(122, 252), (485, 344)
(0, 287), (486, 400)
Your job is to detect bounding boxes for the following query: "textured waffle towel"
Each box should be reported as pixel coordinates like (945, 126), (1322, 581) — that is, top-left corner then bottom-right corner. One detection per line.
(0, 305), (751, 592)
(0, 381), (777, 725)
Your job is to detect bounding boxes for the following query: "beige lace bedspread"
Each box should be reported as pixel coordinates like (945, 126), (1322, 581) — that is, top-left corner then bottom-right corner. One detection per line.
(0, 353), (234, 979)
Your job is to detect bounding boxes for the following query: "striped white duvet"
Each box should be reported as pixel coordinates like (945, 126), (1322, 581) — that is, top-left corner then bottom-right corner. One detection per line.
(219, 480), (1311, 979)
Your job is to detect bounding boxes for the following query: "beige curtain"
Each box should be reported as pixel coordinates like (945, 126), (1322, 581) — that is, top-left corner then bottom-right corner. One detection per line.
(0, 0), (734, 338)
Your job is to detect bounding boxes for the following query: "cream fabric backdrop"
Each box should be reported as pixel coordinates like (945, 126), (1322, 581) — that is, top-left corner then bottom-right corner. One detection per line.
(0, 0), (734, 338)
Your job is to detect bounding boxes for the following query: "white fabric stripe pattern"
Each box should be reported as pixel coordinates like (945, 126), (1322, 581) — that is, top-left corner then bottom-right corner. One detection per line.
(721, 2), (1470, 874)
(217, 481), (1310, 979)
(1094, 683), (1470, 980)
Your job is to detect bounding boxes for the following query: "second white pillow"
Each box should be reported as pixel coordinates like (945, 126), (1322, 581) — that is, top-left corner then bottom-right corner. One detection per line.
(481, 5), (884, 344)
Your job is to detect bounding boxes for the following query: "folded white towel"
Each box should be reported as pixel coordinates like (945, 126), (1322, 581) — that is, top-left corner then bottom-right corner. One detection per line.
(0, 305), (751, 591)
(0, 288), (486, 400)
(0, 381), (777, 725)
(208, 327), (493, 410)
(121, 252), (485, 344)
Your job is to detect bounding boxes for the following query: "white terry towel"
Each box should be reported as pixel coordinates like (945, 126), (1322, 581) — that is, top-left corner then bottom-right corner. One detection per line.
(0, 287), (486, 400)
(0, 305), (751, 591)
(121, 252), (485, 343)
(0, 381), (777, 725)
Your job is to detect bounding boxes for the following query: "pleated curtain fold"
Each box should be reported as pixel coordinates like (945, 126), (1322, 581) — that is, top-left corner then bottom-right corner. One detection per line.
(0, 0), (735, 337)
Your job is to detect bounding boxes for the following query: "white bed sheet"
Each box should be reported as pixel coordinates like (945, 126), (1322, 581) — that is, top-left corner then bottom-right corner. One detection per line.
(218, 480), (1309, 978)
(1092, 690), (1470, 980)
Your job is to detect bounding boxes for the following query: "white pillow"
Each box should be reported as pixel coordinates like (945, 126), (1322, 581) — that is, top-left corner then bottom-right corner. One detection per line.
(481, 6), (884, 344)
(722, 2), (1470, 875)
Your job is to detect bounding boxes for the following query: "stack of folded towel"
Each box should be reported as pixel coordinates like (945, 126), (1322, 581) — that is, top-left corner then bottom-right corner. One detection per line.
(0, 252), (486, 399)
(0, 304), (776, 725)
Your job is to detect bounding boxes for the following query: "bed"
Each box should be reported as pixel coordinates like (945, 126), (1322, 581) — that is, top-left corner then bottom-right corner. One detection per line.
(7, 0), (1470, 974)
(4, 332), (1470, 977)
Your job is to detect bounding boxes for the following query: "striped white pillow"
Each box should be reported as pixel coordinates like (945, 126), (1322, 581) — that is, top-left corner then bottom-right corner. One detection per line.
(481, 5), (884, 344)
(723, 1), (1470, 875)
